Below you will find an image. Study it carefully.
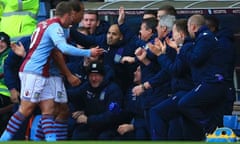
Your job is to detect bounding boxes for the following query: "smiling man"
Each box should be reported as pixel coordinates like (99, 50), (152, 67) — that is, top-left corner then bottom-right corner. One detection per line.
(71, 61), (124, 140)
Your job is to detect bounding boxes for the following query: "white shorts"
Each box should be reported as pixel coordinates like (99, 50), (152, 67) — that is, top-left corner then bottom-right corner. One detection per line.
(49, 76), (67, 103)
(19, 72), (54, 103)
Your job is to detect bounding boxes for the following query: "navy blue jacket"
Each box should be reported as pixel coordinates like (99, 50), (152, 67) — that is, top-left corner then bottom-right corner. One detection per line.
(179, 26), (227, 84)
(215, 28), (236, 111)
(157, 37), (195, 93)
(215, 28), (236, 81)
(132, 62), (168, 109)
(72, 79), (123, 131)
(94, 20), (110, 36)
(4, 36), (31, 91)
(124, 85), (145, 118)
(146, 33), (176, 95)
(119, 84), (150, 131)
(129, 33), (159, 67)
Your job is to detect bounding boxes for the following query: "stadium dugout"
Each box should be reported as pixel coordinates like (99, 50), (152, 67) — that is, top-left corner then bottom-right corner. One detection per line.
(80, 0), (240, 99)
(48, 0), (240, 109)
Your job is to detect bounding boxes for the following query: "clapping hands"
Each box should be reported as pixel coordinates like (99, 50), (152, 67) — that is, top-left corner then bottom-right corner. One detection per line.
(148, 38), (166, 56)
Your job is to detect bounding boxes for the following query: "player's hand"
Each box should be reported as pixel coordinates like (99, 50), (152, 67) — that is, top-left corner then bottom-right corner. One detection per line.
(67, 74), (81, 87)
(90, 46), (104, 57)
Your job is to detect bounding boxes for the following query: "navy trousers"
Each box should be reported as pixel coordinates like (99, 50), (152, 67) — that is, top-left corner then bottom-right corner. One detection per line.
(178, 82), (228, 140)
(149, 91), (187, 140)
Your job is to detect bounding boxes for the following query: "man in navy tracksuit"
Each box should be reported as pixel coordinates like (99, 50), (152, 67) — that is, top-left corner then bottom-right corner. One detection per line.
(215, 28), (236, 115)
(116, 66), (157, 140)
(205, 16), (236, 115)
(131, 15), (176, 134)
(66, 56), (115, 137)
(148, 19), (195, 140)
(131, 15), (177, 102)
(71, 61), (124, 140)
(178, 14), (228, 140)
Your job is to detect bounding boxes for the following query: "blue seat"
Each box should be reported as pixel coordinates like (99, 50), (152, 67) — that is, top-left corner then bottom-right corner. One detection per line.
(37, 1), (50, 22)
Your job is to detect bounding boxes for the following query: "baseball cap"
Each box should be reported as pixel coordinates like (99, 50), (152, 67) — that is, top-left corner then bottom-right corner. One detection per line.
(87, 61), (105, 75)
(0, 32), (10, 46)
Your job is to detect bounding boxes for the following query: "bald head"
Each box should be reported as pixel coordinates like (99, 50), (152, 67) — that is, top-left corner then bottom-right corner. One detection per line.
(187, 14), (205, 38)
(188, 14), (205, 28)
(106, 24), (123, 46)
(109, 24), (121, 33)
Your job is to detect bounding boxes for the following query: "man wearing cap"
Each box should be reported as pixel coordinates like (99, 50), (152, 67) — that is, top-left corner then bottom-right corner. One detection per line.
(0, 32), (13, 135)
(71, 61), (124, 140)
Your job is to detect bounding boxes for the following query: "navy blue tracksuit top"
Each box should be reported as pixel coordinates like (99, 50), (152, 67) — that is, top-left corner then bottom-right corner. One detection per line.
(179, 26), (228, 84)
(157, 37), (195, 93)
(71, 79), (124, 131)
(177, 26), (229, 140)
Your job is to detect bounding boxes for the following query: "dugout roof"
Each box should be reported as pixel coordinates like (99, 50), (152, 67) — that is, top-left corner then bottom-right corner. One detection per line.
(83, 0), (240, 15)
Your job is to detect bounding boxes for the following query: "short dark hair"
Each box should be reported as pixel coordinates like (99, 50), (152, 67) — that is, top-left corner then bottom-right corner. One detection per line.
(84, 10), (99, 20)
(142, 17), (158, 33)
(55, 1), (72, 16)
(69, 0), (83, 12)
(174, 19), (189, 36)
(205, 15), (219, 32)
(158, 5), (177, 16)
